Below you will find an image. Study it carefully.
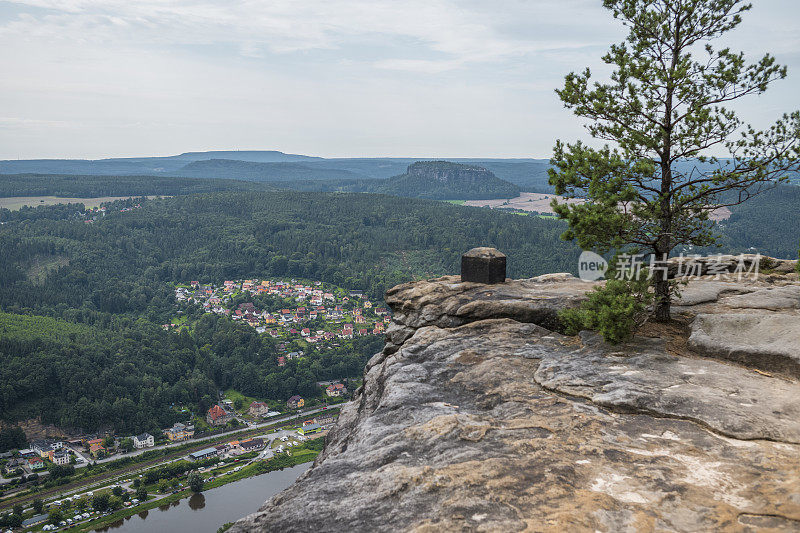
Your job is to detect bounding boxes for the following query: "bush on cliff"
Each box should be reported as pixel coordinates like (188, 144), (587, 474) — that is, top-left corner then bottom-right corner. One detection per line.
(559, 277), (652, 344)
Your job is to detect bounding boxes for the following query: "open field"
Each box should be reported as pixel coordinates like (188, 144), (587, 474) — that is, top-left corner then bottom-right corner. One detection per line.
(462, 192), (580, 214)
(462, 192), (731, 221)
(0, 195), (165, 210)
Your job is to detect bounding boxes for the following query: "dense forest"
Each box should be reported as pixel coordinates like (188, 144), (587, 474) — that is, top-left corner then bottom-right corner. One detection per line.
(0, 190), (577, 435)
(0, 309), (380, 435)
(0, 173), (273, 198)
(0, 191), (577, 317)
(705, 184), (800, 260)
(0, 179), (797, 437)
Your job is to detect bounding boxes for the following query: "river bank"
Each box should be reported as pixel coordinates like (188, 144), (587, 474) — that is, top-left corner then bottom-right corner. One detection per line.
(62, 446), (319, 532)
(93, 464), (310, 533)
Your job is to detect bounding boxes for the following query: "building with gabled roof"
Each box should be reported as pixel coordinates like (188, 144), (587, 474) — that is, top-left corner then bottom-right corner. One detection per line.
(207, 404), (234, 427)
(287, 395), (304, 409)
(133, 433), (154, 449)
(249, 401), (270, 418)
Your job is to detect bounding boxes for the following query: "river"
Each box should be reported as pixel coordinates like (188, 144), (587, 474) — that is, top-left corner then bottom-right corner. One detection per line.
(93, 464), (309, 532)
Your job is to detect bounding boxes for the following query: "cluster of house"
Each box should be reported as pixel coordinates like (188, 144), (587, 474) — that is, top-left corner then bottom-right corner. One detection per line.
(188, 412), (339, 460)
(170, 279), (392, 345)
(4, 440), (73, 474)
(297, 412), (339, 435)
(4, 432), (159, 474)
(188, 437), (266, 461)
(81, 203), (143, 224)
(165, 422), (195, 442)
(30, 439), (71, 465)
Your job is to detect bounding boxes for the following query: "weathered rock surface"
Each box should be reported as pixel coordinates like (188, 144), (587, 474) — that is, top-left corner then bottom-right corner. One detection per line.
(537, 332), (800, 443)
(385, 273), (593, 332)
(233, 272), (800, 533)
(689, 314), (800, 378)
(671, 276), (800, 378)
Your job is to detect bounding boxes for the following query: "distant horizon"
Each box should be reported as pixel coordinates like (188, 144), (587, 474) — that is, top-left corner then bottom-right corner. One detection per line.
(0, 149), (554, 162)
(2, 1), (798, 159)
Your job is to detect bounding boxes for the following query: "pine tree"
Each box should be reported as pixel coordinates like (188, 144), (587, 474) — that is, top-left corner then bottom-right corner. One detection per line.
(550, 0), (800, 321)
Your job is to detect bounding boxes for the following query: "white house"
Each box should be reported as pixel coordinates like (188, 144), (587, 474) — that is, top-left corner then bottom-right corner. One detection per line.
(53, 450), (70, 466)
(132, 433), (155, 449)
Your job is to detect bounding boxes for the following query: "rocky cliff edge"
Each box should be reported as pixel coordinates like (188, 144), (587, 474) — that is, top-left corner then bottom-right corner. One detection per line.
(232, 264), (800, 532)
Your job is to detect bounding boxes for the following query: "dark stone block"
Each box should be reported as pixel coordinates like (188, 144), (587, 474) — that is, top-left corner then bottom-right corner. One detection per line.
(461, 247), (507, 284)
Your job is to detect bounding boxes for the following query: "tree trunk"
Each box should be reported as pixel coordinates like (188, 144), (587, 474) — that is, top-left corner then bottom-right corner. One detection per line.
(654, 276), (671, 322)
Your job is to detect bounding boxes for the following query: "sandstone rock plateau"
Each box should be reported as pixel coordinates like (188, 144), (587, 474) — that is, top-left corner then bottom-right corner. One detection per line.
(233, 264), (800, 532)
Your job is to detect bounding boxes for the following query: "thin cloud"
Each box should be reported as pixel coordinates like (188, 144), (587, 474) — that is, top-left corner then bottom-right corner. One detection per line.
(0, 0), (797, 158)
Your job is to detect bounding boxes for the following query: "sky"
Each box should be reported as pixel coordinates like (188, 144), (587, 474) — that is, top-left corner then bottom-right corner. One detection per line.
(1, 0), (799, 160)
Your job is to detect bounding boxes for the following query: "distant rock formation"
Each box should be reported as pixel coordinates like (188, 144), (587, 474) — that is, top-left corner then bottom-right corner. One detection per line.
(232, 260), (800, 532)
(378, 161), (521, 200)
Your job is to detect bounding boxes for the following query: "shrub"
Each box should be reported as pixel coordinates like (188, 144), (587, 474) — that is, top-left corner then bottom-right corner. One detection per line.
(559, 277), (652, 344)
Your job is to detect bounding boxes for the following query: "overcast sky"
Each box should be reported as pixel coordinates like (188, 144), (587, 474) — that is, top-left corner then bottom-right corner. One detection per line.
(1, 0), (798, 159)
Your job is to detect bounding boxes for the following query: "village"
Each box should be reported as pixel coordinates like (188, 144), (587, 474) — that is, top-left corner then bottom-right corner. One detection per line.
(80, 202), (144, 224)
(0, 280), (381, 530)
(171, 278), (391, 362)
(2, 389), (343, 477)
(0, 398), (340, 531)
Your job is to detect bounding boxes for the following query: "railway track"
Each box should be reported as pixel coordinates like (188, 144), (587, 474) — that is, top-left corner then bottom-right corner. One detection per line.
(0, 423), (293, 511)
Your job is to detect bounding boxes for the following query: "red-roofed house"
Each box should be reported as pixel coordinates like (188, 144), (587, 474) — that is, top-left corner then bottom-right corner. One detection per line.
(86, 438), (105, 457)
(207, 405), (234, 427)
(326, 383), (347, 397)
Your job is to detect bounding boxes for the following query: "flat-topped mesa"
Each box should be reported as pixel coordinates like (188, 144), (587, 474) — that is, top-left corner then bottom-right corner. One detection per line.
(232, 257), (800, 533)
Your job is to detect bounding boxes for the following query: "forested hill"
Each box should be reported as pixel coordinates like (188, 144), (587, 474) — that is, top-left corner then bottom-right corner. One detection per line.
(177, 159), (369, 181)
(0, 191), (578, 434)
(700, 184), (800, 260)
(0, 173), (275, 197)
(377, 161), (520, 200)
(0, 191), (578, 317)
(0, 152), (557, 192)
(0, 185), (797, 436)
